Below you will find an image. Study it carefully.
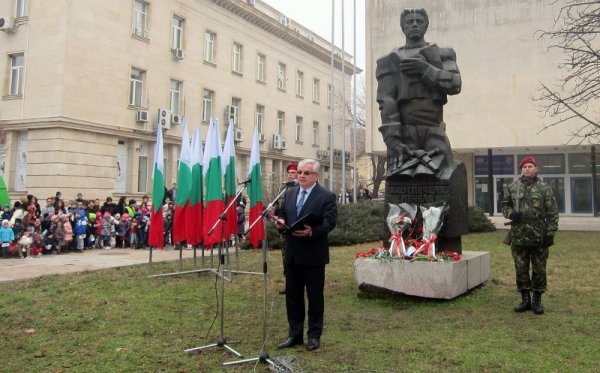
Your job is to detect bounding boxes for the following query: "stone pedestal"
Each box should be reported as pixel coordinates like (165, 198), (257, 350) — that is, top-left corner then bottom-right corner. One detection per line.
(384, 161), (469, 253)
(354, 251), (490, 299)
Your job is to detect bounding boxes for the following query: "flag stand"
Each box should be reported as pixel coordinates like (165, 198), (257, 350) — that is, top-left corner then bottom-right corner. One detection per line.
(184, 182), (250, 357)
(222, 185), (288, 368)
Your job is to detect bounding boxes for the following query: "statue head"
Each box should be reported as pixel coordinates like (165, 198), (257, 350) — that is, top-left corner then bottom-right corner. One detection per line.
(400, 8), (429, 43)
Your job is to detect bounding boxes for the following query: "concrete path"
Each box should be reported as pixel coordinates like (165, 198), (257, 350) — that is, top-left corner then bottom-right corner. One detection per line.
(488, 215), (599, 231)
(0, 247), (213, 283)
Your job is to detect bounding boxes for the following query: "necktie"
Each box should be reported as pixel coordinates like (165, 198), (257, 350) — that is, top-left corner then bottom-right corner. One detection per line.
(296, 190), (307, 217)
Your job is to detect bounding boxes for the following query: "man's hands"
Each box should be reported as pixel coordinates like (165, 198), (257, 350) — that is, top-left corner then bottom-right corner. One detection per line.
(292, 225), (312, 238)
(398, 57), (428, 75)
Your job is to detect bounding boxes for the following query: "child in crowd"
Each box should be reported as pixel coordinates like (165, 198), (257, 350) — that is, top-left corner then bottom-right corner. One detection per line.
(50, 215), (64, 254)
(1, 205), (11, 220)
(17, 231), (33, 259)
(163, 213), (173, 247)
(73, 209), (87, 252)
(117, 213), (130, 248)
(30, 232), (43, 256)
(100, 212), (113, 249)
(129, 213), (138, 248)
(62, 214), (73, 252)
(94, 213), (103, 248)
(0, 219), (14, 258)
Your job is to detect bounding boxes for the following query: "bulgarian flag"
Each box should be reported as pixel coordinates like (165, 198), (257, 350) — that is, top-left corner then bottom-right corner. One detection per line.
(172, 119), (192, 244)
(247, 126), (264, 248)
(202, 119), (224, 246)
(222, 120), (238, 239)
(148, 124), (165, 248)
(187, 127), (204, 246)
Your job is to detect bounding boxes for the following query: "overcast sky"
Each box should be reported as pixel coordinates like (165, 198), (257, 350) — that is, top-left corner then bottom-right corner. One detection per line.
(262, 0), (366, 70)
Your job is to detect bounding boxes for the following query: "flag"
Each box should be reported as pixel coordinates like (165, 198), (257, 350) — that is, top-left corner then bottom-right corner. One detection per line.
(148, 124), (165, 248)
(222, 120), (238, 238)
(202, 119), (224, 246)
(247, 126), (264, 248)
(172, 119), (192, 244)
(187, 127), (204, 246)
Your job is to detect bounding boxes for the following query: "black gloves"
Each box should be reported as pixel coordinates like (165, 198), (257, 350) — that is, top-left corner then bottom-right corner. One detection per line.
(509, 211), (523, 223)
(543, 235), (554, 247)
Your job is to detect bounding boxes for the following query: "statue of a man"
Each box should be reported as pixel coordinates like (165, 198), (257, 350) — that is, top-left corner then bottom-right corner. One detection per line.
(376, 8), (461, 177)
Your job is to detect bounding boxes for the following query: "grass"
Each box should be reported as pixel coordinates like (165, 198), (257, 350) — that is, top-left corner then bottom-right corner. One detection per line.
(1, 231), (600, 372)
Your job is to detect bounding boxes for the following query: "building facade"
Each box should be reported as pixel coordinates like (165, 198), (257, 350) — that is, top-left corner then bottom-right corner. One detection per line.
(0, 0), (356, 201)
(366, 0), (599, 216)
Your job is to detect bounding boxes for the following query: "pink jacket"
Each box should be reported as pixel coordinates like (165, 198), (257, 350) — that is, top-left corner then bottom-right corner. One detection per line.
(63, 221), (73, 242)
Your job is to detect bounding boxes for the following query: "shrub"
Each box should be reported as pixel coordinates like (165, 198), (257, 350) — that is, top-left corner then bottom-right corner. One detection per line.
(468, 205), (497, 232)
(328, 200), (385, 246)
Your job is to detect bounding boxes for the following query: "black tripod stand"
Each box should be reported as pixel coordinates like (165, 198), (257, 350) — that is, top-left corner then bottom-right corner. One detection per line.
(184, 183), (249, 357)
(223, 184), (289, 367)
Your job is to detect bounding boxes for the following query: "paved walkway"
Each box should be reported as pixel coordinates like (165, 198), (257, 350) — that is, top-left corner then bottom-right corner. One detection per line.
(0, 247), (210, 283)
(488, 215), (599, 231)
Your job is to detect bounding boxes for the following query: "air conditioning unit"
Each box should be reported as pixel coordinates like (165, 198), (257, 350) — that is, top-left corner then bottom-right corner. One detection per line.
(280, 138), (287, 150)
(234, 129), (243, 142)
(172, 48), (185, 60)
(171, 113), (182, 125)
(0, 16), (15, 32)
(136, 110), (149, 123)
(272, 134), (281, 149)
(278, 15), (290, 27)
(157, 108), (171, 130)
(259, 132), (267, 143)
(247, 0), (256, 5)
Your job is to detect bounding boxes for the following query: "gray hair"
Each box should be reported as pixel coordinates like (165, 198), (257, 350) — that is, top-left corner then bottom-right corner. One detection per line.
(400, 8), (429, 26)
(298, 158), (320, 174)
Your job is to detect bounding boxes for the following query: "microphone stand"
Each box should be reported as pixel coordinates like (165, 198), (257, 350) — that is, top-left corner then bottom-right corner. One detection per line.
(223, 184), (290, 368)
(184, 182), (249, 358)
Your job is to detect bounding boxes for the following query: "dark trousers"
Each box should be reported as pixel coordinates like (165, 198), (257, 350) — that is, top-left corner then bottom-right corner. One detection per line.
(285, 261), (325, 340)
(512, 244), (549, 293)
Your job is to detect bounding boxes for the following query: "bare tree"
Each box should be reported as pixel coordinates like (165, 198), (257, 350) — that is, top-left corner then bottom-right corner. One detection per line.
(337, 75), (387, 196)
(533, 0), (600, 144)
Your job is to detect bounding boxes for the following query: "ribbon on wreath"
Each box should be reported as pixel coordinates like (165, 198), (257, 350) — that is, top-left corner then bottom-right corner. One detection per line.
(410, 235), (437, 260)
(388, 230), (406, 257)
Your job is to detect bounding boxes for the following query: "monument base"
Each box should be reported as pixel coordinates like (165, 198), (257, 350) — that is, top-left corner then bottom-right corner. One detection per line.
(354, 251), (490, 300)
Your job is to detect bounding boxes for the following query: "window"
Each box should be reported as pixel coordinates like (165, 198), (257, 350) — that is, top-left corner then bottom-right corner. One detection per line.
(296, 70), (304, 97)
(202, 89), (214, 122)
(295, 116), (303, 142)
(15, 0), (27, 18)
(204, 31), (216, 63)
(8, 53), (25, 96)
(132, 0), (148, 38)
(138, 155), (148, 193)
(277, 111), (285, 135)
(312, 121), (319, 145)
(230, 97), (241, 127)
(277, 63), (286, 90)
(169, 79), (182, 114)
(171, 15), (185, 50)
(256, 53), (265, 82)
(312, 78), (320, 103)
(327, 83), (332, 108)
(232, 42), (242, 74)
(327, 124), (332, 148)
(568, 153), (599, 174)
(255, 104), (264, 133)
(517, 154), (565, 174)
(129, 67), (145, 107)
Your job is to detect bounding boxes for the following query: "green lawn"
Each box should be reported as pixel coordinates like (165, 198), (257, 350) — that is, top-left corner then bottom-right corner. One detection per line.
(1, 231), (599, 372)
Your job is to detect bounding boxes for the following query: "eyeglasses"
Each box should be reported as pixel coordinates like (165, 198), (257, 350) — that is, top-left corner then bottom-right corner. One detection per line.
(298, 171), (315, 176)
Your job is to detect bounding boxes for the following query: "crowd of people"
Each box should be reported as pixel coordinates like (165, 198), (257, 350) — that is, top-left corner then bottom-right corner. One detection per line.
(0, 192), (176, 259)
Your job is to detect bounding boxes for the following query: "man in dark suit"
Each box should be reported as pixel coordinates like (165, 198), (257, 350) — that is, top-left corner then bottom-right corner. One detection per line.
(275, 159), (337, 352)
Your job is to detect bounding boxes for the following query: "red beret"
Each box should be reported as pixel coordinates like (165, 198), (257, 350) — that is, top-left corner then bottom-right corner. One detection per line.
(519, 156), (537, 169)
(286, 162), (298, 172)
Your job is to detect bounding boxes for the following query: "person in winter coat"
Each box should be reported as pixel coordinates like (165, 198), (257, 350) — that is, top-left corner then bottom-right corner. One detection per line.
(62, 214), (73, 252)
(100, 212), (113, 249)
(73, 209), (87, 252)
(0, 219), (15, 258)
(117, 213), (131, 248)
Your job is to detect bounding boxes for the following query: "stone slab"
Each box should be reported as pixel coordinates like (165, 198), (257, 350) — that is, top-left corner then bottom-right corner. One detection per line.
(354, 251), (490, 300)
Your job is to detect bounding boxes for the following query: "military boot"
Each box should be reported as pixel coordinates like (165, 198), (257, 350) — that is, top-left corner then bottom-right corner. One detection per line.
(514, 290), (532, 313)
(532, 292), (544, 315)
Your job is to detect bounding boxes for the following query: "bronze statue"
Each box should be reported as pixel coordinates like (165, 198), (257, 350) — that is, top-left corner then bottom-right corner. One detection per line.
(376, 8), (461, 177)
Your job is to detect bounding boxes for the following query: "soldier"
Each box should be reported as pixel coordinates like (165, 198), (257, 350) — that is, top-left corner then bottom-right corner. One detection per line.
(502, 156), (559, 314)
(376, 8), (461, 177)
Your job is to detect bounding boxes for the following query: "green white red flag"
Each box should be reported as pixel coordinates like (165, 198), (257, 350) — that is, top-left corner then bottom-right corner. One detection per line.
(148, 124), (165, 248)
(247, 126), (264, 248)
(202, 119), (224, 246)
(187, 127), (204, 245)
(222, 120), (238, 238)
(172, 119), (192, 244)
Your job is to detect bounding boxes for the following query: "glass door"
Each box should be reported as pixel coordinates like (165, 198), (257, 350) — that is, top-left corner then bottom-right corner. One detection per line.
(542, 176), (565, 213)
(495, 177), (514, 214)
(570, 177), (593, 214)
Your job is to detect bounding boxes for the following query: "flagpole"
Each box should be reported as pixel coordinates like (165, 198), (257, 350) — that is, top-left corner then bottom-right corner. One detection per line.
(352, 0), (358, 204)
(341, 0), (346, 204)
(329, 0), (335, 192)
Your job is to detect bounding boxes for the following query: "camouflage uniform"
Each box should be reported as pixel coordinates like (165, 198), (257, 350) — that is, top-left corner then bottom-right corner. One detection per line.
(502, 176), (559, 293)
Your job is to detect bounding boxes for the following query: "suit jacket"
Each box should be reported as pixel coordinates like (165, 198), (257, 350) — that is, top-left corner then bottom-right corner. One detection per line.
(281, 183), (337, 266)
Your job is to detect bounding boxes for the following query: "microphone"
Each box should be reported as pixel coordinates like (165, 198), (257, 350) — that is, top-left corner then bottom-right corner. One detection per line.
(282, 180), (298, 187)
(238, 178), (251, 185)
